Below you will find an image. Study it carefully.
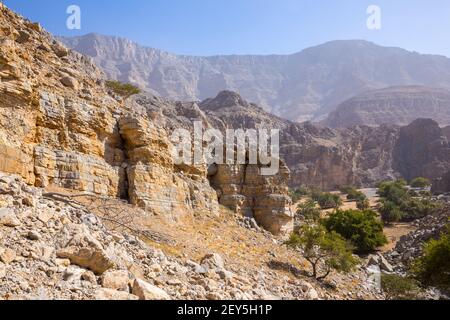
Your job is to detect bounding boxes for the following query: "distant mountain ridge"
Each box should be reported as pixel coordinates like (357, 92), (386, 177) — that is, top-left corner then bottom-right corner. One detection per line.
(60, 34), (450, 122)
(324, 86), (450, 128)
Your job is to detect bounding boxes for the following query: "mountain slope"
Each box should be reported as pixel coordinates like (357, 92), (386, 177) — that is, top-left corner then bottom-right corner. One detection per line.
(324, 86), (450, 128)
(60, 34), (450, 122)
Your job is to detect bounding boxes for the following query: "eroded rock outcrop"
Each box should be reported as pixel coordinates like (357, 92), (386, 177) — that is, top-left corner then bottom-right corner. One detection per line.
(393, 119), (450, 182)
(128, 93), (294, 234)
(0, 5), (292, 234)
(209, 162), (293, 235)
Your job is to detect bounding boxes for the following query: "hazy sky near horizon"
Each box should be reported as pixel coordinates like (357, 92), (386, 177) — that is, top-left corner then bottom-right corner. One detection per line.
(4, 0), (450, 57)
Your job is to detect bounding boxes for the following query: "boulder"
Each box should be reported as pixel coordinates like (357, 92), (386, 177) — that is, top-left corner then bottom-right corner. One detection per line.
(56, 247), (114, 275)
(200, 253), (225, 271)
(0, 208), (21, 227)
(100, 270), (130, 291)
(0, 247), (16, 264)
(95, 288), (139, 301)
(52, 43), (69, 57)
(132, 279), (171, 300)
(299, 281), (320, 300)
(15, 30), (31, 44)
(60, 76), (79, 90)
(63, 265), (85, 283)
(81, 270), (97, 284)
(377, 253), (394, 273)
(0, 262), (6, 279)
(27, 230), (40, 241)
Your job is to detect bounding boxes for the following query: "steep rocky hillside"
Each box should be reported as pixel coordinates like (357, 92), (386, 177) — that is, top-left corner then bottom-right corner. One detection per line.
(0, 4), (387, 301)
(0, 4), (293, 234)
(60, 34), (450, 122)
(0, 172), (383, 300)
(324, 86), (450, 128)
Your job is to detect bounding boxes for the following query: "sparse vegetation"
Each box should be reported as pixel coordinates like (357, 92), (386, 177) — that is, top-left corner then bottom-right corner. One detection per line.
(412, 225), (450, 292)
(312, 192), (342, 210)
(410, 177), (432, 189)
(344, 187), (367, 202)
(381, 274), (421, 300)
(285, 225), (358, 280)
(322, 209), (387, 253)
(106, 80), (141, 98)
(356, 198), (371, 210)
(377, 180), (440, 223)
(296, 199), (321, 222)
(290, 186), (310, 203)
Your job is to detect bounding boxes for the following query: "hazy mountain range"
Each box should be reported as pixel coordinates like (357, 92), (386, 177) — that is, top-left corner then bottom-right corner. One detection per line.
(60, 33), (450, 123)
(324, 86), (450, 128)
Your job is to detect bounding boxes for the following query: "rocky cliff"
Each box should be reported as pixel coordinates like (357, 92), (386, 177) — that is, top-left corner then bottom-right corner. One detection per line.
(0, 4), (292, 234)
(393, 119), (450, 182)
(324, 86), (450, 128)
(61, 34), (450, 122)
(193, 92), (450, 191)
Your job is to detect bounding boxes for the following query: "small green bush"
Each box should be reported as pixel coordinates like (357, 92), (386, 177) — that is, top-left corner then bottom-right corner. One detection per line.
(381, 274), (421, 300)
(297, 199), (321, 222)
(410, 177), (432, 189)
(106, 80), (141, 98)
(379, 200), (404, 223)
(290, 186), (310, 203)
(356, 198), (370, 210)
(322, 209), (387, 253)
(316, 192), (343, 209)
(413, 225), (450, 291)
(345, 188), (367, 201)
(339, 185), (355, 195)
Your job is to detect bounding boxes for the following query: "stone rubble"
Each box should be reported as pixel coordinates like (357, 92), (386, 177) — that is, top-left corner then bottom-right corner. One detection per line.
(386, 205), (450, 272)
(0, 172), (383, 300)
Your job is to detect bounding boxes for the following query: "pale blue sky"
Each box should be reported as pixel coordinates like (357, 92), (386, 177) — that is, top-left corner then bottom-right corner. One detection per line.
(3, 0), (450, 57)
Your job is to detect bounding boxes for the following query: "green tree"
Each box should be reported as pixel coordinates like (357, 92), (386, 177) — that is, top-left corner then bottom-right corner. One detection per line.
(413, 226), (450, 291)
(285, 225), (358, 280)
(377, 180), (439, 223)
(322, 209), (387, 253)
(377, 180), (409, 204)
(297, 199), (321, 222)
(106, 80), (141, 98)
(410, 177), (432, 189)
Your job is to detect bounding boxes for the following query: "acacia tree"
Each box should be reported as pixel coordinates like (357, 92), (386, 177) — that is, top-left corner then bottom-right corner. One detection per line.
(285, 225), (358, 281)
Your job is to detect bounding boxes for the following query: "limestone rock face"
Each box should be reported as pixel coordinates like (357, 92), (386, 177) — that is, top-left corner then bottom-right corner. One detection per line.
(131, 93), (294, 233)
(119, 115), (219, 216)
(209, 163), (293, 235)
(0, 6), (221, 224)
